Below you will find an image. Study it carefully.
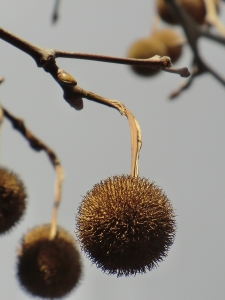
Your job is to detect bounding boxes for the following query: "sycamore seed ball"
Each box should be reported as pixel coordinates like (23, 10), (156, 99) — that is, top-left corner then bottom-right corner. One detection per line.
(76, 175), (176, 277)
(0, 167), (26, 234)
(127, 36), (167, 76)
(156, 0), (207, 25)
(17, 224), (82, 299)
(153, 28), (184, 63)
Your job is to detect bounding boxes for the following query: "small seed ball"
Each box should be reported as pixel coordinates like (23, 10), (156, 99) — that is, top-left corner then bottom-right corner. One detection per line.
(0, 167), (26, 234)
(17, 224), (82, 299)
(76, 175), (176, 277)
(153, 28), (184, 63)
(127, 37), (167, 76)
(156, 0), (206, 25)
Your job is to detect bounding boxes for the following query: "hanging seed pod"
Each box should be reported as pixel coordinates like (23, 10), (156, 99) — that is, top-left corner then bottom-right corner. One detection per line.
(76, 175), (176, 277)
(0, 167), (26, 234)
(17, 224), (82, 299)
(127, 36), (167, 76)
(153, 28), (184, 63)
(156, 0), (207, 25)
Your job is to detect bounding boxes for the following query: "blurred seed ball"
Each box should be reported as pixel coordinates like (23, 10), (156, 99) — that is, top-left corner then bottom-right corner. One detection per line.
(153, 28), (184, 63)
(0, 167), (26, 234)
(76, 175), (176, 277)
(17, 224), (82, 299)
(156, 0), (207, 25)
(127, 36), (167, 76)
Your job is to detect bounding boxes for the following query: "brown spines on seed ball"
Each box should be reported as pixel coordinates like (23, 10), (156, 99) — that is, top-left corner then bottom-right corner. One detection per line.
(17, 225), (82, 299)
(0, 167), (26, 234)
(76, 175), (176, 277)
(153, 28), (184, 63)
(156, 0), (207, 25)
(127, 36), (167, 76)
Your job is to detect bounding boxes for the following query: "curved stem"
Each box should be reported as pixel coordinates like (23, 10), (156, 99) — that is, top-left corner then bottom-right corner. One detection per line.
(1, 106), (64, 240)
(76, 87), (142, 177)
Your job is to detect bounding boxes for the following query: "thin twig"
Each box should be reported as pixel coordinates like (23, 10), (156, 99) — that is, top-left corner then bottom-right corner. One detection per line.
(55, 51), (172, 70)
(1, 106), (64, 240)
(164, 67), (190, 77)
(169, 71), (197, 99)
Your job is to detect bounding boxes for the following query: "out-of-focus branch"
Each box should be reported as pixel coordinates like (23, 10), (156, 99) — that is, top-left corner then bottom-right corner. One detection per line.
(169, 64), (200, 99)
(1, 107), (64, 240)
(164, 0), (225, 98)
(52, 0), (61, 24)
(204, 0), (225, 36)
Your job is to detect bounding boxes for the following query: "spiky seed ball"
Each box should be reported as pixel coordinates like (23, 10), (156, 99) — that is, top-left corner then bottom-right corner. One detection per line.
(17, 224), (82, 299)
(76, 175), (176, 277)
(127, 36), (167, 76)
(156, 0), (207, 25)
(153, 28), (184, 63)
(0, 167), (26, 234)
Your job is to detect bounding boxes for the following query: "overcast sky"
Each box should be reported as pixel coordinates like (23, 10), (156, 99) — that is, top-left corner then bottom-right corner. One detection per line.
(1, 1), (225, 299)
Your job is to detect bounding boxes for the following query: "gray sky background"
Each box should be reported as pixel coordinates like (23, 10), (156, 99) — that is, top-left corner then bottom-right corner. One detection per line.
(1, 1), (225, 299)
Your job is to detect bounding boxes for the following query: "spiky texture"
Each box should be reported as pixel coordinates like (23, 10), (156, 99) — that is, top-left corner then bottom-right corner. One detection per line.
(127, 37), (167, 76)
(17, 224), (82, 299)
(0, 167), (26, 234)
(156, 0), (206, 25)
(153, 28), (183, 63)
(76, 175), (176, 277)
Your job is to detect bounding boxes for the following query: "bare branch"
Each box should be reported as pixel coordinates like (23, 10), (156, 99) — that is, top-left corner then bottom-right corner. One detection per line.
(0, 27), (190, 77)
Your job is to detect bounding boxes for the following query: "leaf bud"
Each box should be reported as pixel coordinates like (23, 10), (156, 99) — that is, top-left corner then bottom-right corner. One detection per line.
(57, 69), (77, 86)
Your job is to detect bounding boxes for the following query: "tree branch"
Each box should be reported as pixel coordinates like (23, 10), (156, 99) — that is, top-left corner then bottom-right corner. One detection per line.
(0, 27), (189, 76)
